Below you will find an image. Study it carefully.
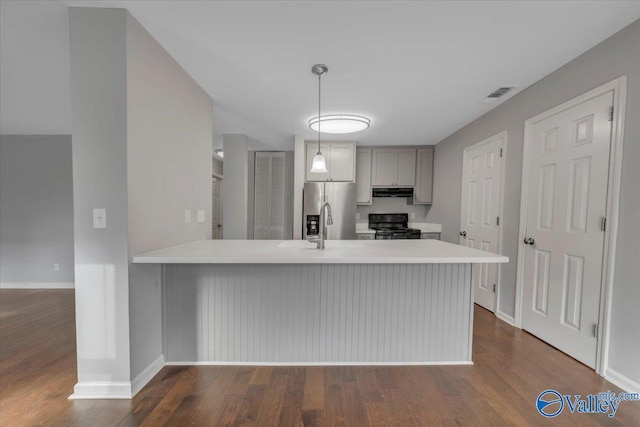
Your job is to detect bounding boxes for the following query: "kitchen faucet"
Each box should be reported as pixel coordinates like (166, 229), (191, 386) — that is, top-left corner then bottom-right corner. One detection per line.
(308, 202), (333, 249)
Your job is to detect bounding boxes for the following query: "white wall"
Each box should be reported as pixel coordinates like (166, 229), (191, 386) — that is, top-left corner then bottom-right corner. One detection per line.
(126, 12), (213, 382)
(69, 7), (213, 397)
(0, 135), (74, 287)
(428, 19), (640, 386)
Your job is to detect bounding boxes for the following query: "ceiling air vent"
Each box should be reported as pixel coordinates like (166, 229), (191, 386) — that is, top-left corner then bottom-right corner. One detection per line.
(482, 86), (515, 103)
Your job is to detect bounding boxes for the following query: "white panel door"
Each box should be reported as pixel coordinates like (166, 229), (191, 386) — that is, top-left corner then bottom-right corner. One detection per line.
(522, 91), (613, 368)
(460, 134), (504, 312)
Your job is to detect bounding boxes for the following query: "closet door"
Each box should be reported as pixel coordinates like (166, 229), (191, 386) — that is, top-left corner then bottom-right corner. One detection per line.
(268, 153), (285, 239)
(253, 153), (271, 239)
(254, 152), (286, 239)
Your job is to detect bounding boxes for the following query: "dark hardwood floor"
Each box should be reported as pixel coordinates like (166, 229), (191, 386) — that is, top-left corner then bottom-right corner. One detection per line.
(1, 289), (639, 426)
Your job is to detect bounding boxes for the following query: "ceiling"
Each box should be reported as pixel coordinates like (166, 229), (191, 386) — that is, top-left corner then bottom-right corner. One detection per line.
(2, 1), (640, 151)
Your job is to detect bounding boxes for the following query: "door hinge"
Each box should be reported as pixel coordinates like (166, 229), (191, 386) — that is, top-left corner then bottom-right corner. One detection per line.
(608, 106), (614, 122)
(593, 324), (599, 337)
(499, 148), (503, 157)
(496, 216), (500, 226)
(600, 216), (607, 232)
(492, 284), (496, 293)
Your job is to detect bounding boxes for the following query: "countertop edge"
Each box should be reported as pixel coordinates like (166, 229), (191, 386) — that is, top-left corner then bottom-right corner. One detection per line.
(132, 256), (509, 264)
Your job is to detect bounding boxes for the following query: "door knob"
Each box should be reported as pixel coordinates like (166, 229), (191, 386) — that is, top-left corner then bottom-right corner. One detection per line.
(523, 237), (535, 245)
(459, 231), (467, 237)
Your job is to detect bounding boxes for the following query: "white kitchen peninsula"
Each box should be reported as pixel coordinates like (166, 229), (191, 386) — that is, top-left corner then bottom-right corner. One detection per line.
(133, 239), (507, 365)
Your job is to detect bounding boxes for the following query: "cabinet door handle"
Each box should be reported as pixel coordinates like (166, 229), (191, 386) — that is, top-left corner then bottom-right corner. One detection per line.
(459, 231), (467, 237)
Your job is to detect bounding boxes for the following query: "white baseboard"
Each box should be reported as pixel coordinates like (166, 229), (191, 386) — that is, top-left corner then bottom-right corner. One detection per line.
(605, 367), (640, 394)
(131, 354), (165, 396)
(165, 360), (474, 366)
(0, 282), (74, 289)
(496, 310), (516, 327)
(69, 381), (132, 399)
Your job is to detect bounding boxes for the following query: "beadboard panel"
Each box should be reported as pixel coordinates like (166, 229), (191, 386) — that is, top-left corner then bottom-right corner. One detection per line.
(162, 263), (472, 363)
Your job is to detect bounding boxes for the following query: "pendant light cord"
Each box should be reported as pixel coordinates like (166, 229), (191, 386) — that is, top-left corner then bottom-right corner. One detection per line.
(317, 73), (321, 154)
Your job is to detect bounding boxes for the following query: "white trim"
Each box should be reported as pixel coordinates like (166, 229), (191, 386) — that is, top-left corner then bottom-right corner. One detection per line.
(165, 361), (474, 367)
(0, 282), (74, 289)
(496, 310), (516, 327)
(514, 76), (627, 377)
(69, 381), (132, 399)
(131, 354), (165, 397)
(460, 130), (507, 314)
(604, 368), (640, 394)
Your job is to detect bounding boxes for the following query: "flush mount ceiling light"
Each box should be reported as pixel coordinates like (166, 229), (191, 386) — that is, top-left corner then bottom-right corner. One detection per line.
(309, 114), (370, 134)
(214, 149), (223, 159)
(310, 63), (329, 174)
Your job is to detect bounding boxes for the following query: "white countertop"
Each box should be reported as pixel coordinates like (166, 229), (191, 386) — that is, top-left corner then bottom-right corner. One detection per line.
(132, 239), (508, 264)
(356, 222), (442, 233)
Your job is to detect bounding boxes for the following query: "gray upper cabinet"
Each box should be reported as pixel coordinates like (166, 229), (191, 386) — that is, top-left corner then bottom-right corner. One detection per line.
(372, 148), (416, 187)
(356, 148), (372, 205)
(395, 149), (417, 186)
(305, 141), (355, 182)
(414, 148), (434, 204)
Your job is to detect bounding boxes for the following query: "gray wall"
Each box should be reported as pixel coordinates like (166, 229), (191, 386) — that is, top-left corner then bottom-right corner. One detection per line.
(222, 134), (248, 239)
(0, 135), (74, 285)
(428, 19), (640, 384)
(126, 12), (213, 380)
(70, 7), (131, 389)
(356, 198), (430, 224)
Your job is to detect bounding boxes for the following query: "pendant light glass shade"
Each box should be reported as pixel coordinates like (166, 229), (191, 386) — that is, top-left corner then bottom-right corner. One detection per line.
(310, 152), (328, 173)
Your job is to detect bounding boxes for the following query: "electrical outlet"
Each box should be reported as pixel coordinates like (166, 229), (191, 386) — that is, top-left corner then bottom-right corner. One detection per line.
(93, 208), (107, 229)
(197, 210), (205, 223)
(53, 263), (60, 271)
(410, 212), (416, 220)
(184, 210), (192, 223)
(355, 213), (360, 220)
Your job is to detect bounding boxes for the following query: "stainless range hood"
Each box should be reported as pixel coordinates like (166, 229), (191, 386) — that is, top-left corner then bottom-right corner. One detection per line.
(372, 188), (414, 198)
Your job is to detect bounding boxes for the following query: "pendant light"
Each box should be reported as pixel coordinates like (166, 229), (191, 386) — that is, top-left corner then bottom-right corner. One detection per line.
(310, 64), (329, 174)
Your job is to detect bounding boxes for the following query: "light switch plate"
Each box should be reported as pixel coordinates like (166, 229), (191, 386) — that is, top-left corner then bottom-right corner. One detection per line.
(197, 210), (205, 223)
(410, 212), (416, 220)
(355, 213), (360, 220)
(93, 208), (107, 229)
(184, 210), (192, 223)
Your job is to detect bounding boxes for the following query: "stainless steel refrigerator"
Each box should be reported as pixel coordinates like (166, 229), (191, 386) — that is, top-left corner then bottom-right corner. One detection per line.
(303, 182), (357, 240)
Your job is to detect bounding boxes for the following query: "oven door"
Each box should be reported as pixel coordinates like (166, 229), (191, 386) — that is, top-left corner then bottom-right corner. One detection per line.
(375, 232), (392, 240)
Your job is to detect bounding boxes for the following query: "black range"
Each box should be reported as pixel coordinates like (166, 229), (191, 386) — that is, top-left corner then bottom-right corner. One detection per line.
(368, 213), (422, 240)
